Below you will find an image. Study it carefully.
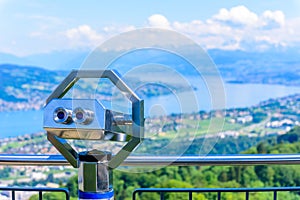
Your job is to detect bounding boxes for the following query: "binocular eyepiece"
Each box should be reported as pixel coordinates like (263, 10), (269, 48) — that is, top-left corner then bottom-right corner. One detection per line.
(72, 107), (94, 125)
(53, 107), (94, 125)
(53, 107), (72, 124)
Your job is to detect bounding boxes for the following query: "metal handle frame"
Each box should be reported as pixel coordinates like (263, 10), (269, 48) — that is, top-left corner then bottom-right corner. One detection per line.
(45, 70), (144, 169)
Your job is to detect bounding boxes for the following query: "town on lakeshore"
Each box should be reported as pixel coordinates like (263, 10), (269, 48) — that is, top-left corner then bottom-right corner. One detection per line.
(0, 93), (299, 198)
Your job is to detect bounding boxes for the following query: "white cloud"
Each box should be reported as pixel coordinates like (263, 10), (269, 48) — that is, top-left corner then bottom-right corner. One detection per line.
(147, 14), (171, 29)
(148, 7), (295, 51)
(65, 25), (101, 40)
(12, 5), (300, 55)
(59, 8), (292, 52)
(28, 15), (64, 39)
(64, 25), (103, 47)
(61, 24), (139, 49)
(262, 10), (285, 28)
(103, 25), (136, 34)
(212, 6), (259, 27)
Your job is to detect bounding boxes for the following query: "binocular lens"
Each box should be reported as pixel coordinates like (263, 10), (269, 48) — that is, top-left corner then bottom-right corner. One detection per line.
(73, 107), (94, 125)
(75, 111), (84, 120)
(53, 107), (72, 124)
(57, 111), (66, 120)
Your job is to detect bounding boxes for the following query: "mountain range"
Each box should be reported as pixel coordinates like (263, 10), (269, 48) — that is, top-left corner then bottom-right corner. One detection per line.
(1, 48), (300, 71)
(0, 48), (299, 106)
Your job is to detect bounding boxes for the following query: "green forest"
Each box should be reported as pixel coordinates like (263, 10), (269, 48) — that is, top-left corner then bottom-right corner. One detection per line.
(30, 126), (300, 200)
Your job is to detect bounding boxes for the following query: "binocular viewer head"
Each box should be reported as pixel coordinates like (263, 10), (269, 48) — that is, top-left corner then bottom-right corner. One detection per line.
(53, 106), (93, 125)
(44, 99), (133, 141)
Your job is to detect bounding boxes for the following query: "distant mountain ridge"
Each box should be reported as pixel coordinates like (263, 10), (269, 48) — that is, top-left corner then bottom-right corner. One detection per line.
(0, 48), (299, 105)
(0, 50), (88, 70)
(208, 48), (300, 86)
(1, 48), (300, 71)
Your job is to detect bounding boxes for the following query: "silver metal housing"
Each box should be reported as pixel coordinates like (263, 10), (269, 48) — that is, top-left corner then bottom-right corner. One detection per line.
(44, 99), (132, 141)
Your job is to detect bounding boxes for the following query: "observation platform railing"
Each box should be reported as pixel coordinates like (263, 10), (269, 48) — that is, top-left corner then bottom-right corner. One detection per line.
(133, 187), (300, 200)
(1, 154), (300, 200)
(1, 154), (300, 166)
(0, 187), (70, 200)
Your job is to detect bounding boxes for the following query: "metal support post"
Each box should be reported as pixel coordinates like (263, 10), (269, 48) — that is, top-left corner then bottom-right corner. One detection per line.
(78, 150), (113, 200)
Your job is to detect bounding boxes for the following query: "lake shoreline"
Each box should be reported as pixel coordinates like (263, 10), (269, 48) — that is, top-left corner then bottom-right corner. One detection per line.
(0, 83), (300, 138)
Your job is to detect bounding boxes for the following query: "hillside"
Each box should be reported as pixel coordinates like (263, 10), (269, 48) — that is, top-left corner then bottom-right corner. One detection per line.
(47, 126), (300, 200)
(0, 63), (194, 111)
(117, 126), (300, 199)
(0, 64), (67, 111)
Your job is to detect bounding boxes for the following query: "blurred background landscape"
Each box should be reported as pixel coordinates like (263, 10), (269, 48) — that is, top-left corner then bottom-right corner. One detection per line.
(1, 1), (300, 199)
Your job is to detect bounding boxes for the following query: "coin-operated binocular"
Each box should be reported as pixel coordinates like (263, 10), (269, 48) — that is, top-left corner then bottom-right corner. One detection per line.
(44, 70), (144, 200)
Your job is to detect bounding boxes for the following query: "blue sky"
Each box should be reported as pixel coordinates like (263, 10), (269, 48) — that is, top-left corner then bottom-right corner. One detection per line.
(1, 0), (300, 56)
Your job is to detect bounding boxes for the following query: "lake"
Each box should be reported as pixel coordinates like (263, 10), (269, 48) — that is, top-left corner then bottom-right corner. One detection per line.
(0, 83), (300, 138)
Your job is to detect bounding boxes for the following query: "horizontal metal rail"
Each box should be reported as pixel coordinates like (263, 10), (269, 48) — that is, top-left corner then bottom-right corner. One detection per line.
(0, 186), (70, 200)
(133, 187), (300, 200)
(1, 154), (300, 166)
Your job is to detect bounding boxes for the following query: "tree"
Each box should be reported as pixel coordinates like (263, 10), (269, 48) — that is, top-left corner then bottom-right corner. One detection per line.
(252, 112), (267, 123)
(256, 142), (267, 154)
(46, 173), (54, 183)
(254, 166), (274, 185)
(155, 179), (194, 200)
(29, 192), (66, 200)
(218, 171), (228, 182)
(66, 175), (78, 197)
